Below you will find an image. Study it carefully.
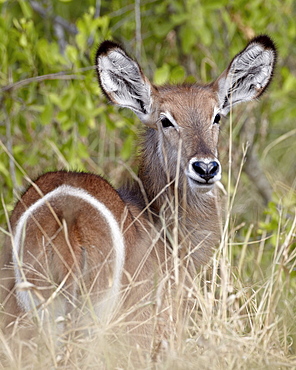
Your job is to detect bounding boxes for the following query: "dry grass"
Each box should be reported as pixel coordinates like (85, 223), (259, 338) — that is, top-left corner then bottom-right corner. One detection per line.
(0, 190), (295, 369)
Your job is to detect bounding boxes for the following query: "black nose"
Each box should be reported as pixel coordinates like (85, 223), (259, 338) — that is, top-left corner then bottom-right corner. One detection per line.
(192, 161), (220, 182)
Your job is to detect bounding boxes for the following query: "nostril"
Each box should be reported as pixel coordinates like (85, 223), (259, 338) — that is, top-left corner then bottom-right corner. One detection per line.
(191, 160), (220, 182)
(192, 161), (207, 176)
(208, 161), (219, 176)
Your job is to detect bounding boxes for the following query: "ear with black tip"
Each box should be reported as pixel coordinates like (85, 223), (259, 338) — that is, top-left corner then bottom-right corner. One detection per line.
(95, 40), (154, 124)
(214, 35), (277, 115)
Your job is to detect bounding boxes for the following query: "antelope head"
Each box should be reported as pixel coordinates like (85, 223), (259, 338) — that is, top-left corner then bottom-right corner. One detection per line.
(96, 37), (276, 195)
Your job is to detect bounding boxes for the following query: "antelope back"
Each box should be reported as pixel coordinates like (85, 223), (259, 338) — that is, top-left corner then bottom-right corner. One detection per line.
(1, 172), (142, 323)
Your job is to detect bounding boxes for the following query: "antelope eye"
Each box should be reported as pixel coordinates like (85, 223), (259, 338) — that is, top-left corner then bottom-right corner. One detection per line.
(161, 117), (174, 128)
(213, 113), (221, 124)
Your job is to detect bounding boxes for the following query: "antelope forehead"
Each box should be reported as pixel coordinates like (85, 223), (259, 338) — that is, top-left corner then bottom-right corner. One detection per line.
(162, 108), (217, 129)
(159, 89), (218, 124)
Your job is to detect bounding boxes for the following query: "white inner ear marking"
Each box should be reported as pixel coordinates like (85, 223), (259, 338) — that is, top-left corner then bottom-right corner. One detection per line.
(230, 44), (274, 92)
(98, 48), (152, 121)
(218, 41), (275, 115)
(99, 49), (142, 94)
(13, 185), (125, 318)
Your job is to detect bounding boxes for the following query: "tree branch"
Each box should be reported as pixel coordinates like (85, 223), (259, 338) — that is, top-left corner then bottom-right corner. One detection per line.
(29, 1), (78, 35)
(1, 71), (88, 93)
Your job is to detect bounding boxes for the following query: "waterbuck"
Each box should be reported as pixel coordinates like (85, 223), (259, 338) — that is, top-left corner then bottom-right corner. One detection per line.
(0, 36), (276, 351)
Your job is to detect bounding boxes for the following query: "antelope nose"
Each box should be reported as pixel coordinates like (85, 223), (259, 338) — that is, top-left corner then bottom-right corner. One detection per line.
(192, 161), (220, 182)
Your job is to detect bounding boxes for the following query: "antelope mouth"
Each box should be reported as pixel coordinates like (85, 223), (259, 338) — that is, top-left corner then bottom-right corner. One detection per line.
(187, 176), (215, 191)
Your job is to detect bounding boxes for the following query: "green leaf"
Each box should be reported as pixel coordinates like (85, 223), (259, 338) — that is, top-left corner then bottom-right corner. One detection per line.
(19, 33), (27, 47)
(0, 161), (9, 177)
(18, 0), (33, 17)
(120, 135), (134, 160)
(40, 104), (53, 125)
(65, 45), (78, 63)
(153, 64), (170, 85)
(60, 89), (76, 110)
(180, 24), (196, 54)
(78, 120), (89, 137)
(203, 0), (229, 10)
(169, 65), (186, 83)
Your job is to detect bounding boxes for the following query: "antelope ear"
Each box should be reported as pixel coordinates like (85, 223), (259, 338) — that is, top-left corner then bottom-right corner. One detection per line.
(96, 41), (154, 125)
(214, 35), (277, 115)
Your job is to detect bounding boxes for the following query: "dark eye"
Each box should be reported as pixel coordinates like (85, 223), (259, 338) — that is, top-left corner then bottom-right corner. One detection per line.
(161, 117), (174, 128)
(213, 113), (221, 124)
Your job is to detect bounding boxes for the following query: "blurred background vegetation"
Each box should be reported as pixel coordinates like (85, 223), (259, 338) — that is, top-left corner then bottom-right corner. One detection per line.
(0, 0), (295, 288)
